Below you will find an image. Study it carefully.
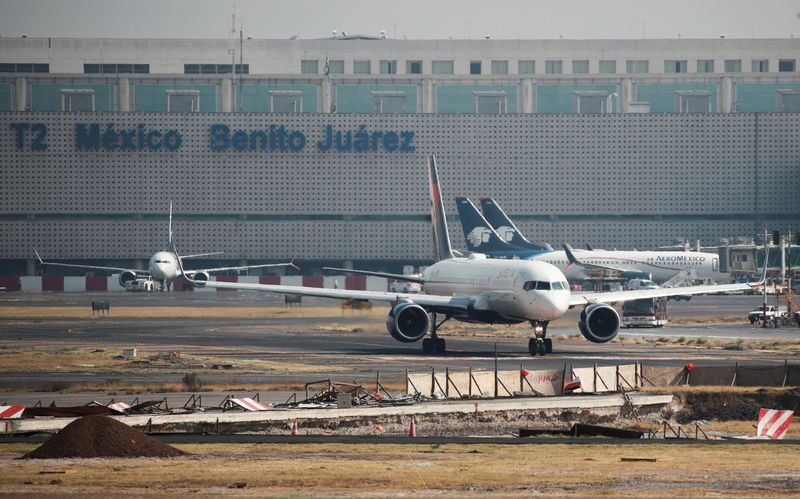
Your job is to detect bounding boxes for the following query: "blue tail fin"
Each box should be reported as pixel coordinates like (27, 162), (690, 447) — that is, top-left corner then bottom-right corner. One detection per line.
(455, 196), (520, 255)
(428, 156), (454, 262)
(479, 197), (552, 251)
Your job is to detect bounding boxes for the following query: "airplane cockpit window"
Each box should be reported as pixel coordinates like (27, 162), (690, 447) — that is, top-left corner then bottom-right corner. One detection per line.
(535, 281), (551, 290)
(551, 281), (564, 290)
(523, 280), (536, 291)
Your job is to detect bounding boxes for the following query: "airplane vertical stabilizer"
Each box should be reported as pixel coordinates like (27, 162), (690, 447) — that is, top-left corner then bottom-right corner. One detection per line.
(456, 196), (521, 255)
(428, 156), (455, 262)
(479, 197), (552, 251)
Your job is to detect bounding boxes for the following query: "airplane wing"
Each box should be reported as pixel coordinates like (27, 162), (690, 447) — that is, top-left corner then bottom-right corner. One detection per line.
(322, 267), (425, 284)
(569, 281), (754, 307)
(33, 249), (150, 275)
(185, 262), (298, 275)
(181, 251), (225, 259)
(191, 277), (472, 313)
(563, 243), (627, 273)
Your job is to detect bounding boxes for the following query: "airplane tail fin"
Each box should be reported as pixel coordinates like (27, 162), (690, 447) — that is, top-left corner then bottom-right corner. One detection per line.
(428, 156), (455, 262)
(479, 197), (552, 251)
(167, 201), (174, 252)
(455, 196), (518, 254)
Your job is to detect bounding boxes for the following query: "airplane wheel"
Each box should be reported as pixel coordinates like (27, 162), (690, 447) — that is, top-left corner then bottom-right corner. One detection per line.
(434, 338), (446, 353)
(544, 338), (553, 354)
(538, 341), (547, 356)
(528, 338), (541, 356)
(422, 338), (434, 354)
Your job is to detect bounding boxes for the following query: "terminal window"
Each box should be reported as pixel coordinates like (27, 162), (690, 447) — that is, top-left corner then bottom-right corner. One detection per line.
(327, 60), (344, 74)
(778, 59), (796, 72)
(572, 60), (589, 74)
(518, 60), (535, 74)
(473, 91), (506, 114)
(301, 60), (318, 74)
(751, 59), (769, 72)
(380, 60), (397, 74)
(664, 60), (687, 73)
(166, 91), (199, 112)
(545, 60), (562, 74)
(61, 90), (94, 112)
(353, 60), (371, 74)
(697, 60), (715, 73)
(675, 91), (710, 113)
(573, 91), (610, 113)
(470, 61), (482, 75)
(371, 91), (405, 113)
(184, 64), (248, 74)
(724, 59), (742, 72)
(0, 63), (49, 73)
(777, 90), (800, 112)
(406, 61), (422, 74)
(626, 60), (649, 74)
(599, 60), (616, 74)
(270, 91), (302, 112)
(491, 60), (508, 75)
(85, 63), (149, 74)
(432, 60), (454, 74)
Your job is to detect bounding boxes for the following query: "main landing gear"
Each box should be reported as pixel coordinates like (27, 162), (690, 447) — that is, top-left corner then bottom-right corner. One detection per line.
(421, 312), (449, 354)
(528, 320), (552, 356)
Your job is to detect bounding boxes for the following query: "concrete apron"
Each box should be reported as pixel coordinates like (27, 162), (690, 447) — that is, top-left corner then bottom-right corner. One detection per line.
(3, 393), (673, 434)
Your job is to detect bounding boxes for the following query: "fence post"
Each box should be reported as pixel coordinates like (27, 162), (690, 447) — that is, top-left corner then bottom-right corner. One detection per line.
(405, 369), (409, 395)
(469, 366), (473, 397)
(431, 367), (436, 397)
(593, 363), (598, 393)
(783, 359), (789, 388)
(494, 342), (498, 398)
(562, 363), (568, 395)
(445, 367), (450, 398)
(731, 361), (738, 387)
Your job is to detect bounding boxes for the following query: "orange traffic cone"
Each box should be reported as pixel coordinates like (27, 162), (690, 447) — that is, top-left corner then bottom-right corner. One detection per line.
(408, 416), (417, 437)
(291, 420), (299, 436)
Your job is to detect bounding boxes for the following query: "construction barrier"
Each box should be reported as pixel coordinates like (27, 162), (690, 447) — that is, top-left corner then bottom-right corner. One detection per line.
(7, 275), (391, 293)
(407, 364), (639, 399)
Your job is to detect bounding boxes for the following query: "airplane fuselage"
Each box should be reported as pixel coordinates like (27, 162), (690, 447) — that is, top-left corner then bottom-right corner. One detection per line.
(530, 250), (724, 283)
(422, 255), (571, 322)
(149, 251), (181, 281)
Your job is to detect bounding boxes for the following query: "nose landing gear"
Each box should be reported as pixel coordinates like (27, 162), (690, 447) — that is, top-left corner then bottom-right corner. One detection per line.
(528, 320), (552, 356)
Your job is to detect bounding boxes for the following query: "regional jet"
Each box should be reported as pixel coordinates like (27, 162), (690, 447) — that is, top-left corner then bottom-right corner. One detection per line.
(458, 196), (727, 284)
(35, 202), (295, 292)
(176, 156), (760, 356)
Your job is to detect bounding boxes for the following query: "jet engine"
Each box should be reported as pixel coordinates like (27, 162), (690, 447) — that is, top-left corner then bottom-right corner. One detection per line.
(118, 270), (138, 287)
(578, 303), (620, 343)
(386, 303), (430, 343)
(192, 271), (210, 283)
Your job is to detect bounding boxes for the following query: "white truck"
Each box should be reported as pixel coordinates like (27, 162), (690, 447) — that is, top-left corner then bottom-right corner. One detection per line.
(747, 305), (788, 326)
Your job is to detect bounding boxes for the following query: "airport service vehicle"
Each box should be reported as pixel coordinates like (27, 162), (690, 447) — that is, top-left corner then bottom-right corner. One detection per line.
(458, 196), (727, 284)
(182, 156), (762, 356)
(747, 305), (787, 325)
(34, 202), (294, 292)
(623, 298), (668, 328)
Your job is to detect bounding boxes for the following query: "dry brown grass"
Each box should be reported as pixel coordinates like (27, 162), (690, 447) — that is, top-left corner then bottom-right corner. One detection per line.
(0, 442), (797, 496)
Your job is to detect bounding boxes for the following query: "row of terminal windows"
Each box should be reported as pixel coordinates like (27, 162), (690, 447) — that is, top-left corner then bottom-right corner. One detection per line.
(84, 64), (149, 74)
(0, 63), (49, 73)
(184, 64), (249, 75)
(300, 58), (798, 75)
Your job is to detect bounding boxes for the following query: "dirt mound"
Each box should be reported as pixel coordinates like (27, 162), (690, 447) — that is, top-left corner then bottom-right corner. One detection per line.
(676, 387), (800, 423)
(23, 415), (185, 459)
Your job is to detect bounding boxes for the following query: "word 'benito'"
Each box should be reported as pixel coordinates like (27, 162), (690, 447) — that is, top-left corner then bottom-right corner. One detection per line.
(210, 124), (415, 153)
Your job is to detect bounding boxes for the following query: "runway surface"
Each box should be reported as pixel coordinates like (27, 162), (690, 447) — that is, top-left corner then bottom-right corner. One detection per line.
(0, 292), (798, 392)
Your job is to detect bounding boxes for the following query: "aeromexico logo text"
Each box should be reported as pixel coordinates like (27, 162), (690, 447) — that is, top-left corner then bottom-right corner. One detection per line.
(210, 124), (415, 153)
(656, 255), (706, 262)
(9, 122), (416, 154)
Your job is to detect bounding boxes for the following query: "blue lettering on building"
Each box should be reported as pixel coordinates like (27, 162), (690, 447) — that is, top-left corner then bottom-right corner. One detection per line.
(11, 122), (48, 151)
(75, 123), (182, 152)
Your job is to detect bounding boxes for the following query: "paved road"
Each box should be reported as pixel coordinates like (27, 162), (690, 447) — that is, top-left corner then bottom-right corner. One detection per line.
(0, 293), (797, 392)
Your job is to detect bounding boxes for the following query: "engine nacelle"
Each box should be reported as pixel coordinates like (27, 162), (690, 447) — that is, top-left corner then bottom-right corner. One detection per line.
(578, 303), (620, 343)
(192, 271), (210, 283)
(118, 270), (138, 287)
(386, 303), (430, 343)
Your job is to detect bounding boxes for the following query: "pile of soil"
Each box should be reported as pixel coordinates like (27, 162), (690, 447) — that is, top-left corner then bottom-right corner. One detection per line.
(676, 387), (800, 423)
(23, 415), (185, 459)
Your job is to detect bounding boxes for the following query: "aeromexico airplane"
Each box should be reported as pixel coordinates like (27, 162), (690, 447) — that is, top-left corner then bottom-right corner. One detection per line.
(178, 156), (760, 356)
(458, 196), (727, 284)
(35, 202), (295, 292)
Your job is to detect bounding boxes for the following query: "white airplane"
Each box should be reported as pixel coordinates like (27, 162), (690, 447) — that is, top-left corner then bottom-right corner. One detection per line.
(35, 202), (295, 292)
(177, 156), (762, 356)
(458, 196), (727, 283)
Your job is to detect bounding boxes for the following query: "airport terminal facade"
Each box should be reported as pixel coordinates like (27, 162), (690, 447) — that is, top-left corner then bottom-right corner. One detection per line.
(1, 37), (799, 274)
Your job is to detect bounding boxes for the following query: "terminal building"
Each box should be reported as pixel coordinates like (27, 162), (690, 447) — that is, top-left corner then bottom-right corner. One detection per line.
(1, 36), (799, 276)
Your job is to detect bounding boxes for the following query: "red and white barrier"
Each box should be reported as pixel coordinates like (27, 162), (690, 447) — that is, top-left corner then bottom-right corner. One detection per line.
(10, 275), (393, 293)
(0, 406), (25, 419)
(757, 408), (794, 439)
(228, 398), (271, 412)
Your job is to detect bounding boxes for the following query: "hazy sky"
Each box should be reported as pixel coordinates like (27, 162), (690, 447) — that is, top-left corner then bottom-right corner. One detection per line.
(1, 0), (799, 40)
